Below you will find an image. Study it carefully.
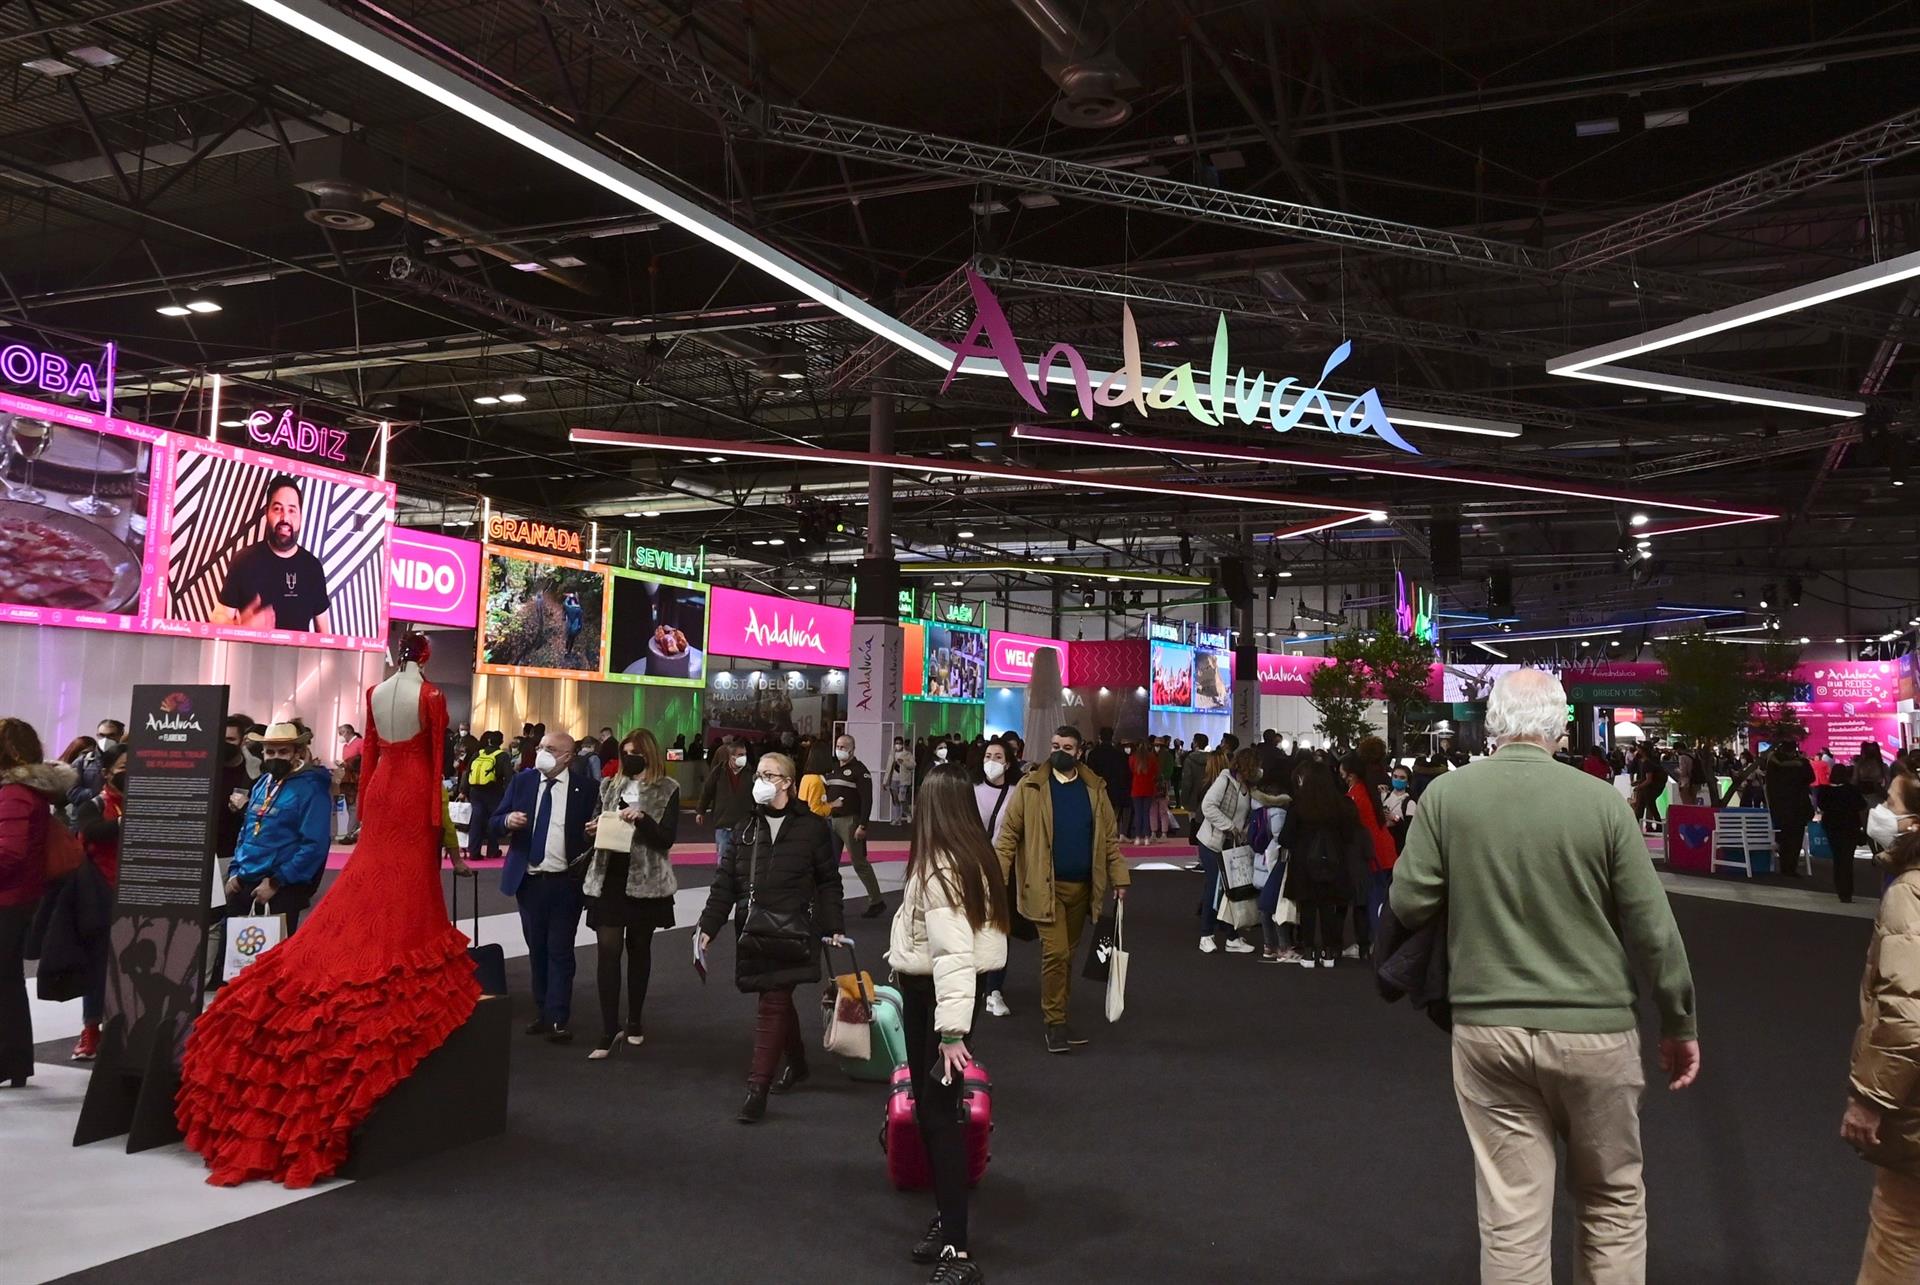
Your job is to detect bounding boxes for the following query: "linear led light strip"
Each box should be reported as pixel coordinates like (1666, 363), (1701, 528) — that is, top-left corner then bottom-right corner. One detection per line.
(568, 426), (1383, 516)
(242, 0), (1517, 443)
(1010, 423), (1776, 537)
(1547, 245), (1920, 418)
(897, 561), (1210, 586)
(1457, 608), (1744, 644)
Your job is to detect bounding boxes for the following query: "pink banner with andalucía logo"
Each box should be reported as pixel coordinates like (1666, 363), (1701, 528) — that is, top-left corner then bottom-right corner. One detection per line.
(1258, 653), (1442, 699)
(707, 586), (852, 667)
(388, 528), (481, 627)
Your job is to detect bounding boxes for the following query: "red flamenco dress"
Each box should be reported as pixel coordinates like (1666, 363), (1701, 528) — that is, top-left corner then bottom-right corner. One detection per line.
(175, 681), (480, 1187)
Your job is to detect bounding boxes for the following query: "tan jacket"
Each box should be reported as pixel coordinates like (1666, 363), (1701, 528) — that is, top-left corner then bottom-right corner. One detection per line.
(993, 763), (1129, 924)
(886, 856), (1009, 1037)
(1852, 867), (1920, 1174)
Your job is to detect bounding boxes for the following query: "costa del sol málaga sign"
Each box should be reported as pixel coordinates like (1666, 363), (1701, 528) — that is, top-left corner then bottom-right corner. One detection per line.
(940, 271), (1419, 455)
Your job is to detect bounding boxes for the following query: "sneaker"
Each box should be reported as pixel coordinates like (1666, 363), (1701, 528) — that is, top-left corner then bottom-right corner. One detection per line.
(1223, 939), (1256, 954)
(1318, 954), (1336, 969)
(1341, 944), (1360, 960)
(547, 1026), (574, 1044)
(911, 1217), (945, 1264)
(1066, 1025), (1089, 1046)
(929, 1246), (984, 1284)
(1273, 949), (1304, 964)
(71, 1024), (100, 1062)
(523, 1020), (554, 1037)
(1198, 936), (1219, 954)
(984, 991), (1011, 1018)
(737, 1086), (768, 1124)
(1295, 951), (1320, 968)
(1044, 1025), (1071, 1055)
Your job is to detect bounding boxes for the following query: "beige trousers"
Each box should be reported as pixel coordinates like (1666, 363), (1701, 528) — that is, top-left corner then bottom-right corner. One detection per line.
(1859, 1166), (1920, 1284)
(1452, 1024), (1648, 1285)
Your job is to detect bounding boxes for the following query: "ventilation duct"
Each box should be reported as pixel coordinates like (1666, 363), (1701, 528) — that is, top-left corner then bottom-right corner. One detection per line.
(1006, 0), (1138, 128)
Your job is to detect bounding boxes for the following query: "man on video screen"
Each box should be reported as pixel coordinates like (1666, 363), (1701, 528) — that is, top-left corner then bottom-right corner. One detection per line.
(213, 474), (332, 632)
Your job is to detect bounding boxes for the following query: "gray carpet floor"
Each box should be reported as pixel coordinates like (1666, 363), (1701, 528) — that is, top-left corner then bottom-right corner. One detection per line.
(49, 869), (1878, 1284)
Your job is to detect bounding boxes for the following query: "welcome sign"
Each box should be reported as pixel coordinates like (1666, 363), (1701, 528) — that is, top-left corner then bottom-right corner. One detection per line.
(709, 585), (852, 667)
(941, 270), (1418, 454)
(988, 629), (1070, 685)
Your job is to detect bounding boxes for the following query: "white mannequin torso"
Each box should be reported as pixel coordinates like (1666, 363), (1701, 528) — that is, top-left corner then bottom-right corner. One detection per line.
(371, 661), (424, 741)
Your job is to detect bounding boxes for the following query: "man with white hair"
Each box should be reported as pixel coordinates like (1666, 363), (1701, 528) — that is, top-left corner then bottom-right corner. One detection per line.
(1391, 667), (1700, 1284)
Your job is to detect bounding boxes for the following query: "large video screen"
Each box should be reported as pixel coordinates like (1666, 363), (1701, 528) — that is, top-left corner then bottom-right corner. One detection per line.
(478, 547), (607, 678)
(0, 407), (154, 630)
(1151, 640), (1194, 712)
(921, 622), (986, 702)
(1193, 645), (1231, 713)
(605, 570), (709, 686)
(156, 439), (392, 650)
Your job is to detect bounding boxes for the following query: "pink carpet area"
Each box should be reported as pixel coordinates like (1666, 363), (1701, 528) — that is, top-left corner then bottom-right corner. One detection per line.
(324, 837), (1199, 870)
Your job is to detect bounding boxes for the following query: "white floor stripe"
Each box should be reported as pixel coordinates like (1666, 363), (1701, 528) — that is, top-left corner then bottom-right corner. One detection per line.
(1657, 869), (1879, 919)
(0, 1064), (335, 1285)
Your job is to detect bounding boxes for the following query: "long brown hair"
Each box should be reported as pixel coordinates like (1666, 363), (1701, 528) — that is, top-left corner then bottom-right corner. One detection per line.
(0, 718), (44, 772)
(620, 728), (665, 784)
(909, 762), (1010, 933)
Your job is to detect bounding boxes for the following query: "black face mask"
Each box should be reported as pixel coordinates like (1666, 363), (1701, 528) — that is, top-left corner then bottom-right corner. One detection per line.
(1049, 749), (1079, 774)
(261, 758), (293, 780)
(621, 752), (647, 776)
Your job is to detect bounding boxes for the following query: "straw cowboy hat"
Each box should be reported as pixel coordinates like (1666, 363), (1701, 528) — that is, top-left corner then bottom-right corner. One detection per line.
(248, 721), (313, 749)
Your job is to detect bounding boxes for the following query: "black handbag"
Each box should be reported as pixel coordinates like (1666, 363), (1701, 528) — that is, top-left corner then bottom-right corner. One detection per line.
(741, 820), (814, 965)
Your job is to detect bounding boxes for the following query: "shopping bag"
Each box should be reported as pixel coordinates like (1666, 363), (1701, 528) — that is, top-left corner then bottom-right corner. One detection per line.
(1104, 901), (1129, 1023)
(1082, 906), (1118, 982)
(1807, 820), (1834, 860)
(223, 910), (287, 980)
(1219, 843), (1260, 898)
(1216, 884), (1261, 931)
(1252, 850), (1277, 890)
(447, 799), (473, 827)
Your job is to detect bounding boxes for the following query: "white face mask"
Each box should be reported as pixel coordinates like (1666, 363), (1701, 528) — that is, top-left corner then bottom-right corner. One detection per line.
(752, 778), (779, 806)
(835, 748), (852, 763)
(534, 749), (560, 775)
(983, 759), (1006, 783)
(96, 737), (118, 754)
(733, 754), (748, 770)
(934, 746), (948, 761)
(1869, 805), (1909, 851)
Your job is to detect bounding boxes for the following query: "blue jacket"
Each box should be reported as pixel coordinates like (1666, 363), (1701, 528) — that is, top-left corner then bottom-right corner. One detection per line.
(493, 764), (599, 897)
(228, 763), (334, 887)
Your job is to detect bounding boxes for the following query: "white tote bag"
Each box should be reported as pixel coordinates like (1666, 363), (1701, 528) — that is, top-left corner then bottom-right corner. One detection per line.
(1216, 842), (1261, 930)
(1105, 901), (1130, 1023)
(223, 910), (288, 980)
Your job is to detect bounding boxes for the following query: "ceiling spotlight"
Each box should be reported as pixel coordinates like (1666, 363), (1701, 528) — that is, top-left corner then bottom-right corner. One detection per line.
(155, 304), (191, 317)
(642, 509), (660, 518)
(1178, 532), (1192, 570)
(622, 510), (641, 518)
(1628, 512), (1649, 527)
(473, 395), (501, 406)
(766, 537), (786, 546)
(1787, 576), (1803, 607)
(218, 418), (246, 428)
(184, 300), (222, 313)
(1039, 554), (1056, 563)
(707, 455), (726, 463)
(1081, 591), (1095, 608)
(498, 391), (527, 404)
(1760, 583), (1775, 609)
(956, 529), (975, 539)
(1368, 511), (1388, 522)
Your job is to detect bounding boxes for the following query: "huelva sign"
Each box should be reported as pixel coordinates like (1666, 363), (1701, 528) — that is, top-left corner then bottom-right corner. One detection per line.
(940, 270), (1419, 455)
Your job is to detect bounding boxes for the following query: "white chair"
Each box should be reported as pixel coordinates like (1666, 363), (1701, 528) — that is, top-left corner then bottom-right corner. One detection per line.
(1711, 808), (1776, 878)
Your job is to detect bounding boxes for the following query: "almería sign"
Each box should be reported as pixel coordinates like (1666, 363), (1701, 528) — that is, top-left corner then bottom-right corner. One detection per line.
(940, 270), (1419, 455)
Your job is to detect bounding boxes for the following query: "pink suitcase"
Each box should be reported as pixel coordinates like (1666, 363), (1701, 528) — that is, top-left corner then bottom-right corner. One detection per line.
(882, 1061), (992, 1190)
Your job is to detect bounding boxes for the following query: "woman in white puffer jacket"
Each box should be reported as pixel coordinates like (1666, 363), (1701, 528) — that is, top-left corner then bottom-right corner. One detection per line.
(886, 762), (1009, 1285)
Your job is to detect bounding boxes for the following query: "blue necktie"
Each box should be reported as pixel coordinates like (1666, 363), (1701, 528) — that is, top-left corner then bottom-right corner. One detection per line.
(531, 777), (559, 869)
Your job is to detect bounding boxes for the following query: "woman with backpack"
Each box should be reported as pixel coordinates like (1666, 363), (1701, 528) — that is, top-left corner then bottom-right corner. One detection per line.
(887, 761), (1008, 1285)
(695, 751), (846, 1124)
(1196, 747), (1262, 955)
(1280, 761), (1372, 969)
(0, 718), (76, 1088)
(464, 731), (511, 863)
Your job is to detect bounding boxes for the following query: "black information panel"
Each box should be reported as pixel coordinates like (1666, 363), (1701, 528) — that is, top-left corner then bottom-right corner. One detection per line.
(76, 683), (229, 1151)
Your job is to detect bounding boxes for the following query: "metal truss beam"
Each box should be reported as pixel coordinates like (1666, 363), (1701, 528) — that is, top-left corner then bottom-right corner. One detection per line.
(1553, 105), (1920, 272)
(534, 0), (1913, 341)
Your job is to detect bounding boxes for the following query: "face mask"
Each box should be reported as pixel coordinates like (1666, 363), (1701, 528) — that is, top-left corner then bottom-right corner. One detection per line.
(983, 759), (1006, 783)
(835, 748), (851, 763)
(1050, 749), (1078, 774)
(108, 774), (126, 793)
(96, 737), (118, 754)
(751, 778), (779, 806)
(261, 758), (293, 780)
(1390, 778), (1409, 792)
(934, 746), (948, 761)
(621, 753), (647, 776)
(733, 754), (748, 770)
(1869, 805), (1907, 851)
(534, 749), (559, 775)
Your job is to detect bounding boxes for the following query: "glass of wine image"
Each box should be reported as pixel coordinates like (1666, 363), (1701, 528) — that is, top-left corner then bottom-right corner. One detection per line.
(3, 416), (53, 503)
(68, 425), (122, 518)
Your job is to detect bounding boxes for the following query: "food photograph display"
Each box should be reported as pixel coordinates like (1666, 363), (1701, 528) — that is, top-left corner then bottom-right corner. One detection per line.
(605, 569), (709, 686)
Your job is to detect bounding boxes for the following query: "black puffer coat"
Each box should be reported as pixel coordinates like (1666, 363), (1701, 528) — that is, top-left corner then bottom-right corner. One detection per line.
(698, 800), (844, 992)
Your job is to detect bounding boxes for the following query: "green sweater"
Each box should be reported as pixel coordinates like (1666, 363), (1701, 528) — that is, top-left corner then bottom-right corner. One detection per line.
(1390, 742), (1698, 1039)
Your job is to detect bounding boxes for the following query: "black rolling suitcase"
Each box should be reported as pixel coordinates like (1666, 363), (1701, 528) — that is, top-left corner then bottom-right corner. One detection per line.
(454, 870), (508, 996)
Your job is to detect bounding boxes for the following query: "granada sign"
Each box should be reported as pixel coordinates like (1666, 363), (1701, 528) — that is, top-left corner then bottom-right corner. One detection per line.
(709, 585), (852, 667)
(988, 630), (1070, 685)
(389, 528), (481, 627)
(941, 270), (1418, 454)
(487, 514), (583, 558)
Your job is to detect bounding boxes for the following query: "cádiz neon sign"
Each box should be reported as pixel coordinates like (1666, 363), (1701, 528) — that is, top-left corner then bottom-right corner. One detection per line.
(940, 271), (1418, 454)
(247, 408), (350, 463)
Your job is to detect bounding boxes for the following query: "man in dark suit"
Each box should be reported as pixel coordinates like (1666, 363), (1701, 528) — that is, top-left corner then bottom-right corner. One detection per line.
(1084, 727), (1131, 837)
(492, 729), (598, 1042)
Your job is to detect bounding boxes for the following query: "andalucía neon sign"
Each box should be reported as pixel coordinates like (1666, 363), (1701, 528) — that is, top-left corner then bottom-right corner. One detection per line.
(940, 271), (1419, 455)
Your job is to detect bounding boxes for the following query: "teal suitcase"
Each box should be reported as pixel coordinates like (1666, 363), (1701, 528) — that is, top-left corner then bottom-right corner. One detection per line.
(824, 942), (908, 1082)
